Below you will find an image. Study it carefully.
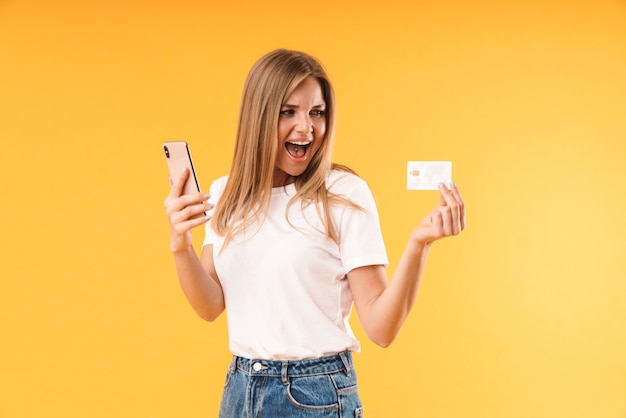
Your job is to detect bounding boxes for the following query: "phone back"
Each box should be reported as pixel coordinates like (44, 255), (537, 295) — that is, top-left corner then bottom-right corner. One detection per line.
(163, 141), (201, 196)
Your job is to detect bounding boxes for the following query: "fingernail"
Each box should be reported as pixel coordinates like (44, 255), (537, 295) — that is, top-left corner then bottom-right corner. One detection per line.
(204, 194), (211, 200)
(438, 182), (446, 190)
(451, 180), (456, 188)
(181, 166), (187, 173)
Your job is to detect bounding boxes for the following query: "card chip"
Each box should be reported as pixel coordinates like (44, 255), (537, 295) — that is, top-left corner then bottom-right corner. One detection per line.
(407, 161), (452, 190)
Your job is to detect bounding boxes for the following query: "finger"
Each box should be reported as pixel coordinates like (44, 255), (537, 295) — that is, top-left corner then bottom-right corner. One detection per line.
(443, 188), (461, 235)
(438, 190), (447, 207)
(183, 201), (213, 221)
(171, 211), (211, 236)
(429, 211), (444, 240)
(167, 167), (190, 199)
(438, 183), (462, 226)
(448, 181), (466, 231)
(438, 182), (458, 207)
(176, 190), (209, 204)
(167, 195), (211, 219)
(170, 201), (212, 227)
(439, 206), (454, 236)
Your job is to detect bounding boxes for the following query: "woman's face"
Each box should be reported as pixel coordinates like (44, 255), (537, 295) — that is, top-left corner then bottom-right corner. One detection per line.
(273, 76), (326, 187)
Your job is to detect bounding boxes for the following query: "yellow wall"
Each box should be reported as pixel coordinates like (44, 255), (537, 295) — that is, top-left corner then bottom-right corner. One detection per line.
(1, 0), (625, 417)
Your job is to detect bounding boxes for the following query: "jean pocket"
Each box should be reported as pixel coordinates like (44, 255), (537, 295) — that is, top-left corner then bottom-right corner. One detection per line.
(286, 374), (339, 411)
(222, 368), (234, 389)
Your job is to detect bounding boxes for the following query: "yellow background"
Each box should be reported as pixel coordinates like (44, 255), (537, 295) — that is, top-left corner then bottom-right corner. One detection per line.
(1, 0), (625, 417)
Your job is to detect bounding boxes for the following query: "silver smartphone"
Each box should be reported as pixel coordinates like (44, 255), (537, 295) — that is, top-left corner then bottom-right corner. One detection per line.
(162, 141), (202, 196)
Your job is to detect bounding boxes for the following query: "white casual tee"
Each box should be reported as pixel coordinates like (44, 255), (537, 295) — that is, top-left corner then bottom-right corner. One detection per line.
(203, 170), (388, 360)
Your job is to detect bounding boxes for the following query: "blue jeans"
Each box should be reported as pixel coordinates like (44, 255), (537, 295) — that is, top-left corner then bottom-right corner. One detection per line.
(218, 351), (363, 417)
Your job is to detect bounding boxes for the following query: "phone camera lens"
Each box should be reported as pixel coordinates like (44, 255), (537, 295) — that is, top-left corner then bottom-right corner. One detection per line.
(164, 145), (170, 158)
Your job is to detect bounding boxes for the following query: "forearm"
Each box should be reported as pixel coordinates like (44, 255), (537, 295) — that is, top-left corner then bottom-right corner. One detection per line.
(350, 181), (465, 347)
(365, 240), (431, 346)
(172, 246), (225, 321)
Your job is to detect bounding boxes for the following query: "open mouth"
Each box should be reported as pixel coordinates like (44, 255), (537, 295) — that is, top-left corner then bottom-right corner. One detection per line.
(285, 140), (311, 159)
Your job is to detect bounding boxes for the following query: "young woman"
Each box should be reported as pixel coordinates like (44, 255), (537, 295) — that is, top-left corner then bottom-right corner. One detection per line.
(164, 49), (466, 417)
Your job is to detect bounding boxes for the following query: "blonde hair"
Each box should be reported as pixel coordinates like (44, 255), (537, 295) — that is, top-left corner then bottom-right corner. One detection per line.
(212, 49), (358, 247)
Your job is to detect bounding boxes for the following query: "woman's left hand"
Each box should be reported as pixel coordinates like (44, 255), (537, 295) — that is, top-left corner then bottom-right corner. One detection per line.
(411, 182), (466, 245)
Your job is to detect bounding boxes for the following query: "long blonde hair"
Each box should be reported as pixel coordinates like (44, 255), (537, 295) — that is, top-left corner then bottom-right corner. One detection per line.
(212, 49), (358, 247)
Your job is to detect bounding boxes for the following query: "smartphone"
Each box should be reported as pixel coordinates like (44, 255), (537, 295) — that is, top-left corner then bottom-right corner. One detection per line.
(163, 141), (202, 196)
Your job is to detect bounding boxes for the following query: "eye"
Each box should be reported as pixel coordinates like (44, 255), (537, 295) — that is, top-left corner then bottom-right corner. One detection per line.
(310, 109), (325, 117)
(279, 109), (294, 117)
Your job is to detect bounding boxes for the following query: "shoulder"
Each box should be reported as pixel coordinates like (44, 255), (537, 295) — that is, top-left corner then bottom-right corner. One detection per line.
(209, 175), (229, 199)
(211, 175), (229, 186)
(326, 169), (367, 195)
(326, 168), (381, 212)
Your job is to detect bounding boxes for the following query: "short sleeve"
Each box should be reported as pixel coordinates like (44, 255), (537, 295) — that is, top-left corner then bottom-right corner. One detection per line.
(337, 178), (388, 273)
(203, 176), (228, 247)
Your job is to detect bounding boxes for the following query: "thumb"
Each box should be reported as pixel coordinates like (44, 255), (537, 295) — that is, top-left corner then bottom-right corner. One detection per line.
(438, 191), (447, 207)
(438, 182), (449, 207)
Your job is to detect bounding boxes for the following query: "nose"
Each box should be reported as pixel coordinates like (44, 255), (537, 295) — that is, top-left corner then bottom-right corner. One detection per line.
(295, 112), (313, 133)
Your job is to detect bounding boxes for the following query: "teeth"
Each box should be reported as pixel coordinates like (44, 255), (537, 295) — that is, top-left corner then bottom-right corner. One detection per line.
(288, 141), (310, 146)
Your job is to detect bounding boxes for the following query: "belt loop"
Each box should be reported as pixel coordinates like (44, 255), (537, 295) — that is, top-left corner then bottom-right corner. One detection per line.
(281, 361), (289, 385)
(228, 355), (237, 375)
(339, 351), (351, 377)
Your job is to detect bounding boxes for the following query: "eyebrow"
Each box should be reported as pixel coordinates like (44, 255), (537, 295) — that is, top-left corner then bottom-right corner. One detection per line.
(280, 103), (326, 109)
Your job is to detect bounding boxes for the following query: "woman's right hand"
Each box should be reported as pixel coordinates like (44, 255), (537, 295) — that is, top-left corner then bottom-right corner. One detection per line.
(164, 167), (213, 253)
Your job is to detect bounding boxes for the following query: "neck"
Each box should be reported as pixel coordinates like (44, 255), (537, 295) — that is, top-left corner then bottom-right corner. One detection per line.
(272, 169), (295, 187)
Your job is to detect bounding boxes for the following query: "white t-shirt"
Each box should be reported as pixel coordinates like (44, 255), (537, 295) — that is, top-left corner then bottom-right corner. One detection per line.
(203, 170), (388, 360)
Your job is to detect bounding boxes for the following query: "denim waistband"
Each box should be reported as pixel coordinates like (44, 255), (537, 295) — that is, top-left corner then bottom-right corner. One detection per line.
(231, 351), (354, 378)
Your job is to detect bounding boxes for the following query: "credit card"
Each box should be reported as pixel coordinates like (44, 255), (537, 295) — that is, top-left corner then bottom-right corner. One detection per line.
(407, 161), (452, 190)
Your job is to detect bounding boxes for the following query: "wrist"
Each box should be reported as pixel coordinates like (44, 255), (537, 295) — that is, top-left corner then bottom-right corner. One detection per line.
(170, 240), (194, 254)
(406, 235), (432, 254)
(409, 229), (433, 250)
